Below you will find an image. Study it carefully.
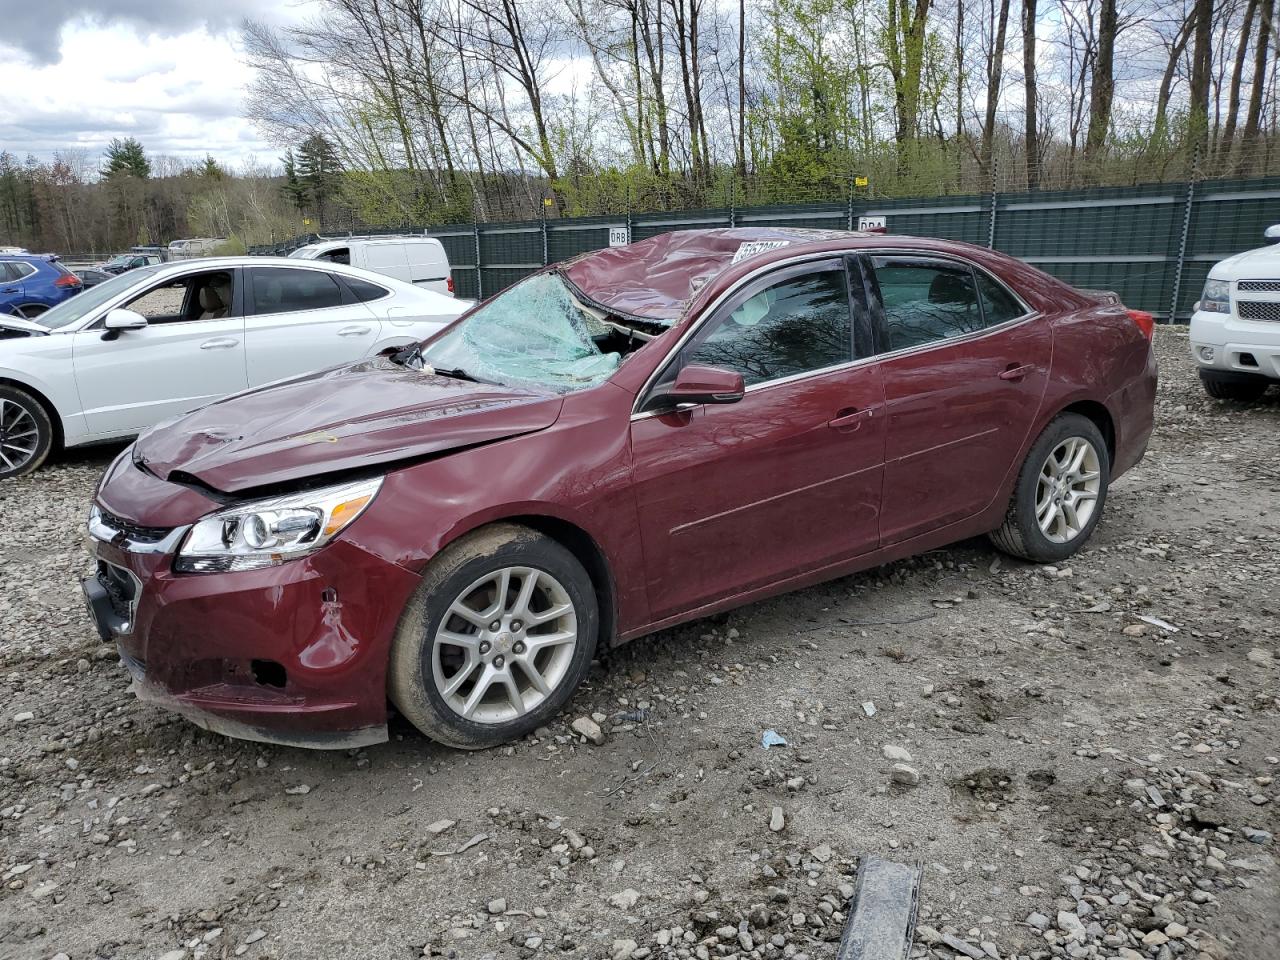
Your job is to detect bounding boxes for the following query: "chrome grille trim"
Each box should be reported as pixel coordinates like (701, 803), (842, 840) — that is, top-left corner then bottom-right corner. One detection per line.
(1237, 301), (1280, 322)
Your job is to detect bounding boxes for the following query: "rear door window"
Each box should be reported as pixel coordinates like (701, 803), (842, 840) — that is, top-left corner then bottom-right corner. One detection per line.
(249, 267), (345, 315)
(975, 271), (1027, 325)
(869, 258), (984, 351)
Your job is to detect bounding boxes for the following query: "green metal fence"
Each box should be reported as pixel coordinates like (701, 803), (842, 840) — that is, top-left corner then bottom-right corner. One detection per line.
(253, 173), (1280, 321)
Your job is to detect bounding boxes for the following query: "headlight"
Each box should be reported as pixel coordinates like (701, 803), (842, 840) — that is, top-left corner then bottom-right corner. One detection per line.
(175, 476), (382, 573)
(1199, 279), (1231, 314)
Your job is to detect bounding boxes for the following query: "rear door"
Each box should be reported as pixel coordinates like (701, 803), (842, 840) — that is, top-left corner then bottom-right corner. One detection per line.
(71, 267), (247, 437)
(0, 262), (27, 310)
(630, 258), (886, 620)
(865, 253), (1052, 545)
(242, 265), (384, 386)
(405, 240), (451, 294)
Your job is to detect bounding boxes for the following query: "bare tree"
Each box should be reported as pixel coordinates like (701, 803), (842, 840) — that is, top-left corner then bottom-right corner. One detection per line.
(1023, 0), (1040, 188)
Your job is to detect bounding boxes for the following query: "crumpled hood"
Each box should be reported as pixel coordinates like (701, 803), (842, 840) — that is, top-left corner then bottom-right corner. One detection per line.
(134, 356), (563, 494)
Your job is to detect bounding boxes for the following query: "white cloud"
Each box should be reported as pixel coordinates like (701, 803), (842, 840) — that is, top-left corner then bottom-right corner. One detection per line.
(0, 6), (315, 172)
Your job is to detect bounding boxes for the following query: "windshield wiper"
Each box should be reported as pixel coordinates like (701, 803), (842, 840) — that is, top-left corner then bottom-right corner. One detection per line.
(430, 366), (481, 383)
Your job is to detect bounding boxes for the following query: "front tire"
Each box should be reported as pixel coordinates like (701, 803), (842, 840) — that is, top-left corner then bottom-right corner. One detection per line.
(1200, 371), (1269, 402)
(989, 413), (1110, 562)
(0, 386), (54, 479)
(388, 523), (599, 749)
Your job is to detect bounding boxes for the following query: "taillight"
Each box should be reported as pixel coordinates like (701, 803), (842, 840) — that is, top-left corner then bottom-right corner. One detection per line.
(54, 273), (82, 288)
(1126, 308), (1155, 341)
(446, 275), (455, 294)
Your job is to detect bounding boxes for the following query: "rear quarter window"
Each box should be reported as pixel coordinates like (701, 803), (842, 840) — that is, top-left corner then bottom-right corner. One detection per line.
(344, 276), (391, 302)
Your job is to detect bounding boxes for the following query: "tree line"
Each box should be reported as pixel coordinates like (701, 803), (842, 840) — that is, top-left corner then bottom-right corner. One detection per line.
(0, 0), (1276, 252)
(243, 0), (1278, 222)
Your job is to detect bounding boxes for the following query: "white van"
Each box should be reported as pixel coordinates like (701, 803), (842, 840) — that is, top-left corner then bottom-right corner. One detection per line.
(168, 239), (226, 259)
(288, 236), (454, 296)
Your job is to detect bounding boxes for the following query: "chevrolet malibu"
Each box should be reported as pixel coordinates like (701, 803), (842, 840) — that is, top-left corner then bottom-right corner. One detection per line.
(84, 229), (1157, 750)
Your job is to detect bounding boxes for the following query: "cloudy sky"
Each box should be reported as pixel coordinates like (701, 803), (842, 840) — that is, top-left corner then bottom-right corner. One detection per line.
(0, 0), (316, 173)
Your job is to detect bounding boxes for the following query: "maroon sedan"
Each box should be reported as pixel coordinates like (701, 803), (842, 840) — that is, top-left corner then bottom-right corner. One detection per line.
(84, 229), (1157, 749)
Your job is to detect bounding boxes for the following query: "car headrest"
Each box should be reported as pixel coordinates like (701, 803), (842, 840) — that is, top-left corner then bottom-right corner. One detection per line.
(199, 286), (224, 311)
(929, 272), (975, 305)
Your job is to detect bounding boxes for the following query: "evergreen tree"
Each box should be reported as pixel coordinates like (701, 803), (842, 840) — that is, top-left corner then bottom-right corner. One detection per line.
(280, 149), (307, 211)
(200, 154), (227, 180)
(103, 137), (150, 179)
(295, 134), (342, 228)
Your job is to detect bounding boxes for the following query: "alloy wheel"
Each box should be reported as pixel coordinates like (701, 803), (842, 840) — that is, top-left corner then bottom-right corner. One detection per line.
(0, 398), (39, 474)
(431, 565), (578, 724)
(1036, 436), (1101, 543)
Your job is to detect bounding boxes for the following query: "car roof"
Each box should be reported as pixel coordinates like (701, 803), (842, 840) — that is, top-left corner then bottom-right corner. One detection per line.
(563, 227), (1023, 325)
(128, 255), (446, 299)
(2, 253), (56, 263)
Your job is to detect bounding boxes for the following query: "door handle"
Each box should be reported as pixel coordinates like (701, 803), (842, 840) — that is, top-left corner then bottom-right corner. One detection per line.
(200, 337), (239, 350)
(338, 325), (372, 336)
(828, 407), (874, 432)
(999, 363), (1033, 381)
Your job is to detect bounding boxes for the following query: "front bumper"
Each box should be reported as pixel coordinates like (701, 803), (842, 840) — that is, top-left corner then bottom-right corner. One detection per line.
(1189, 309), (1280, 381)
(83, 514), (421, 749)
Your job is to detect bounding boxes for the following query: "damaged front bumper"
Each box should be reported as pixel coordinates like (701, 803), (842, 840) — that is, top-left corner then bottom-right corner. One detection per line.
(83, 516), (421, 750)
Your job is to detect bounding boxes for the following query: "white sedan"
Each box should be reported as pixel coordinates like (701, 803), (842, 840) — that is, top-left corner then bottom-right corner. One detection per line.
(0, 257), (468, 478)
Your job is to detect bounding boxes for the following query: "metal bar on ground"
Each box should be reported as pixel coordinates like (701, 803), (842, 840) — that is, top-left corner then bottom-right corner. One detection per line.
(835, 856), (923, 960)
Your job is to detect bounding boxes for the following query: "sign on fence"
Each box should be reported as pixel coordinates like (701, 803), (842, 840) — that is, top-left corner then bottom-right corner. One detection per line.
(608, 227), (629, 247)
(858, 215), (887, 233)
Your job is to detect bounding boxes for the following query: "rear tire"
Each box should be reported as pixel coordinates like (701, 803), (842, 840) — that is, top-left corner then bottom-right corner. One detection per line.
(388, 523), (599, 749)
(989, 413), (1110, 563)
(1200, 371), (1269, 402)
(13, 304), (47, 320)
(0, 385), (54, 479)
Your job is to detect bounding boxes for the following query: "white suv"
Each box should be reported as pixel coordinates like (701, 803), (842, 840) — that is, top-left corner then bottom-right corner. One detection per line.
(1190, 225), (1280, 401)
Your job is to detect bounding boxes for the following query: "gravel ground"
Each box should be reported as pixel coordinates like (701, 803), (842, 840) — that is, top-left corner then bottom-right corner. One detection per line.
(0, 327), (1276, 960)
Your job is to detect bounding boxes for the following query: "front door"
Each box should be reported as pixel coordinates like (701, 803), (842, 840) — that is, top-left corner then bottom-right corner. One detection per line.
(72, 268), (248, 438)
(865, 254), (1052, 545)
(242, 265), (384, 386)
(630, 258), (886, 621)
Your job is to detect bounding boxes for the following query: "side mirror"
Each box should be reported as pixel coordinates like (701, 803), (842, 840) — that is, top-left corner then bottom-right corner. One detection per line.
(102, 309), (148, 341)
(666, 364), (745, 406)
(1265, 225), (1280, 244)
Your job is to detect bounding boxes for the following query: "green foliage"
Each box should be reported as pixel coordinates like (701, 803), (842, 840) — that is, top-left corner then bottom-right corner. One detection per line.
(200, 155), (227, 180)
(212, 233), (247, 256)
(104, 138), (150, 180)
(280, 149), (307, 210)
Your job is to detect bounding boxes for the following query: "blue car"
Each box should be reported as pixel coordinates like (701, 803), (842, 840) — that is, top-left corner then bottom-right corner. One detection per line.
(0, 254), (83, 319)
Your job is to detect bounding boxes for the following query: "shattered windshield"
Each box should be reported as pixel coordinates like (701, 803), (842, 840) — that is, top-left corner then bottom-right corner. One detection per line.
(421, 271), (622, 393)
